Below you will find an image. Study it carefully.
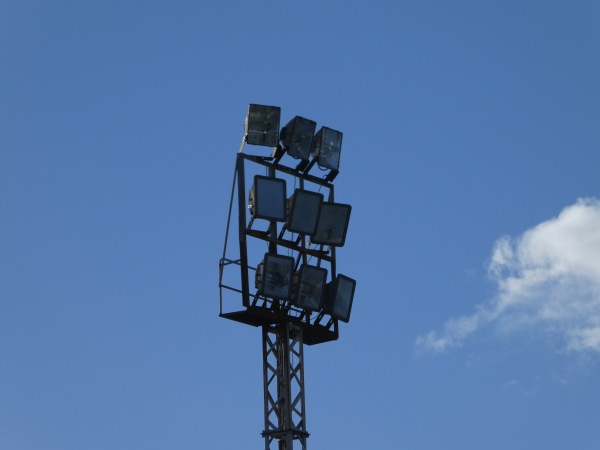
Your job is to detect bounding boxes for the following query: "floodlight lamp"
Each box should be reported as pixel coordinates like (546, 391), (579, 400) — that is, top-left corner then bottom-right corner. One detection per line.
(255, 253), (295, 300)
(286, 189), (324, 235)
(245, 104), (281, 147)
(291, 265), (328, 312)
(311, 202), (351, 247)
(311, 127), (343, 171)
(280, 116), (317, 161)
(249, 175), (287, 222)
(324, 274), (356, 323)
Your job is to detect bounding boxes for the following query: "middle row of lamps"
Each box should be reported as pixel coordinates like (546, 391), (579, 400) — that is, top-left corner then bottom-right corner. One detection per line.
(249, 175), (352, 247)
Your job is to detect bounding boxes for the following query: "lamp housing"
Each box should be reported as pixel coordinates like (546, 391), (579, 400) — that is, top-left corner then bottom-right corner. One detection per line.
(311, 202), (351, 247)
(280, 116), (317, 160)
(249, 175), (287, 222)
(311, 126), (343, 171)
(286, 189), (324, 236)
(255, 253), (295, 300)
(324, 274), (356, 323)
(245, 104), (281, 147)
(291, 265), (328, 311)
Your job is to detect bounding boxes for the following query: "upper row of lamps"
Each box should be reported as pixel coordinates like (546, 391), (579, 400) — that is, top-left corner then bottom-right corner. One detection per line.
(244, 104), (343, 181)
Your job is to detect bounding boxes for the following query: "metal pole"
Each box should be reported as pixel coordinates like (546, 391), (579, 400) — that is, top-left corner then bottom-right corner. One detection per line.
(236, 154), (250, 307)
(262, 322), (308, 449)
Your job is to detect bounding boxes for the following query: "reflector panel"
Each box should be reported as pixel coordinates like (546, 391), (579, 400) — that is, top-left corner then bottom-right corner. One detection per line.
(245, 104), (281, 147)
(311, 202), (351, 247)
(287, 189), (323, 235)
(249, 176), (287, 222)
(281, 116), (317, 160)
(325, 274), (356, 323)
(311, 127), (342, 170)
(292, 265), (328, 311)
(256, 253), (295, 300)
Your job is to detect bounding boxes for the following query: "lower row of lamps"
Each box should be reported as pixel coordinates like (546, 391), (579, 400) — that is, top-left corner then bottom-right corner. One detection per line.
(255, 253), (356, 323)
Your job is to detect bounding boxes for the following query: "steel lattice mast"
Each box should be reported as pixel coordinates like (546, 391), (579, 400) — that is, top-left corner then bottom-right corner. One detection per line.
(262, 322), (307, 449)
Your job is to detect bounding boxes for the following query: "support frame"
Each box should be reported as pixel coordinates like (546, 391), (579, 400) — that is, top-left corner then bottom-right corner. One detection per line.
(219, 148), (344, 449)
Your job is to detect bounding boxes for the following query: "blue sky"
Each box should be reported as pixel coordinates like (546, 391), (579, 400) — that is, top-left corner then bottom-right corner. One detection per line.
(1, 1), (600, 449)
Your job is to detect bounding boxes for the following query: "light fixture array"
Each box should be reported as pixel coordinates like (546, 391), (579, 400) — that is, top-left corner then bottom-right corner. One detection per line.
(244, 104), (356, 323)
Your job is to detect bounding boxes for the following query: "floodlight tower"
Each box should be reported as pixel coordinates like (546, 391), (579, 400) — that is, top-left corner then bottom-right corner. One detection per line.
(219, 104), (356, 449)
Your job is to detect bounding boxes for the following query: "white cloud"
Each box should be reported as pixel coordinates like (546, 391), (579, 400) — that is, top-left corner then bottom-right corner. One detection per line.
(416, 198), (600, 355)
